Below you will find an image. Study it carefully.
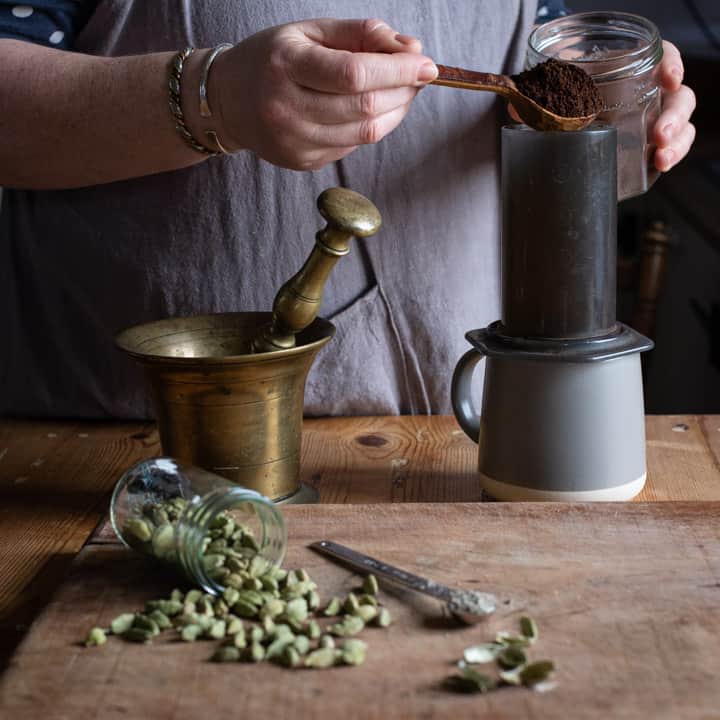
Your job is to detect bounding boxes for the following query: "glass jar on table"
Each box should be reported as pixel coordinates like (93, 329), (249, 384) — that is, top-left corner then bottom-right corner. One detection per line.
(110, 458), (287, 594)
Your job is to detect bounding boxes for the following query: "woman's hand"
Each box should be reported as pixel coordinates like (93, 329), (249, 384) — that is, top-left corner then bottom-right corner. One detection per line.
(652, 40), (696, 172)
(210, 18), (436, 171)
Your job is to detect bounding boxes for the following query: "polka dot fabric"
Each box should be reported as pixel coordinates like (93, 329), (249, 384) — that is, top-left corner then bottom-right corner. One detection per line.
(0, 1), (97, 49)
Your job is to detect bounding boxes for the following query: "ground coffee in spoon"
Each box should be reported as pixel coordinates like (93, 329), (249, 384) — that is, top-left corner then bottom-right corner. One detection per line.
(512, 58), (604, 118)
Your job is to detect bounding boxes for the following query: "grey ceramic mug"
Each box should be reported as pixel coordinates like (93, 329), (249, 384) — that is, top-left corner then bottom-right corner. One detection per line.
(451, 349), (648, 501)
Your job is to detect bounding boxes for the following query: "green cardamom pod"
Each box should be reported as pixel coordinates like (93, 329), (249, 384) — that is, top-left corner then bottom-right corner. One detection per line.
(340, 639), (367, 666)
(84, 627), (107, 647)
(109, 613), (135, 635)
(355, 605), (378, 623)
(305, 647), (338, 669)
(206, 620), (227, 640)
(446, 667), (497, 694)
(306, 590), (321, 611)
(329, 615), (364, 637)
(519, 616), (538, 644)
(519, 660), (555, 687)
(285, 597), (309, 623)
(358, 594), (378, 608)
(362, 574), (379, 596)
(319, 635), (335, 650)
(226, 616), (244, 636)
(123, 627), (154, 644)
(147, 610), (171, 630)
(180, 624), (203, 642)
(323, 597), (341, 616)
(497, 645), (527, 670)
(132, 615), (160, 636)
(374, 608), (392, 627)
(305, 620), (321, 640)
(231, 628), (248, 648)
(463, 643), (503, 664)
(279, 646), (301, 668)
(343, 593), (360, 614)
(123, 518), (153, 545)
(293, 635), (311, 655)
(185, 589), (202, 604)
(211, 646), (241, 662)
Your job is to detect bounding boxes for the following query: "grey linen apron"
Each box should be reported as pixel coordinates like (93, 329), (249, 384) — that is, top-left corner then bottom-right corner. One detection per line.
(0, 0), (536, 418)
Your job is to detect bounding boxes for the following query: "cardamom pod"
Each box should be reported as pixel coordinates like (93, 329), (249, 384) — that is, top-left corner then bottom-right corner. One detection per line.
(109, 613), (135, 635)
(497, 645), (527, 670)
(362, 574), (379, 596)
(305, 647), (338, 669)
(463, 643), (503, 664)
(211, 646), (240, 662)
(340, 639), (367, 666)
(519, 615), (538, 644)
(329, 615), (364, 637)
(323, 597), (341, 616)
(84, 627), (107, 647)
(520, 660), (555, 687)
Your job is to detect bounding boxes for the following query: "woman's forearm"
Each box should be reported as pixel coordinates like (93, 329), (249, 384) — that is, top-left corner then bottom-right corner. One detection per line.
(0, 40), (209, 189)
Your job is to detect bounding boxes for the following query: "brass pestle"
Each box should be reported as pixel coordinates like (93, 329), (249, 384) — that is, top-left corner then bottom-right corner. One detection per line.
(253, 187), (382, 353)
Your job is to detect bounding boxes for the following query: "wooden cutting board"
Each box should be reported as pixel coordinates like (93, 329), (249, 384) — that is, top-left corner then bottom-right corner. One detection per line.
(1, 503), (719, 720)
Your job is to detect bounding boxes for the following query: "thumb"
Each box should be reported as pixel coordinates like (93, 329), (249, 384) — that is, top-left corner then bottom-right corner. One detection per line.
(302, 17), (423, 54)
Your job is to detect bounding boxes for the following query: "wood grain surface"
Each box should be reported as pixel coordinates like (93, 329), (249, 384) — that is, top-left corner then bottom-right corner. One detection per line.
(1, 416), (719, 670)
(1, 503), (719, 720)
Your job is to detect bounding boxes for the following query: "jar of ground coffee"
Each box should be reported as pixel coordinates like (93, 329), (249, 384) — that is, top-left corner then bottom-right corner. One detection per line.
(526, 11), (662, 201)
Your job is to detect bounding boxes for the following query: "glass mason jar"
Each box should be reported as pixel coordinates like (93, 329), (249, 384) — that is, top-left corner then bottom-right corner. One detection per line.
(110, 458), (287, 594)
(527, 12), (663, 201)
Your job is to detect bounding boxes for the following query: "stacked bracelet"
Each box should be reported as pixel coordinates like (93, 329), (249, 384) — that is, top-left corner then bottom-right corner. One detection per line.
(168, 47), (218, 156)
(169, 45), (234, 157)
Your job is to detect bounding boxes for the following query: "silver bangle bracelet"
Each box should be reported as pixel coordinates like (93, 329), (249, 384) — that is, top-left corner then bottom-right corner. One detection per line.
(199, 43), (234, 154)
(199, 43), (233, 118)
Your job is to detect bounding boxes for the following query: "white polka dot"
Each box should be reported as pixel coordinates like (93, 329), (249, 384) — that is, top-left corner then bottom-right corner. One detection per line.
(537, 6), (549, 16)
(49, 30), (65, 45)
(12, 5), (34, 18)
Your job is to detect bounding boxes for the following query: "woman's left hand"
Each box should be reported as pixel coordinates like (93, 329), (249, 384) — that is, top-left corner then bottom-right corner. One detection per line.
(653, 40), (696, 172)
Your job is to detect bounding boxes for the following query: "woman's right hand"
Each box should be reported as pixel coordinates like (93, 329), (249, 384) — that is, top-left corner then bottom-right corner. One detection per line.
(210, 18), (437, 171)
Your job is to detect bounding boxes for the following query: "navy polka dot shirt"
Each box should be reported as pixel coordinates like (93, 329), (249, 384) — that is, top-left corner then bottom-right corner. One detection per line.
(0, 1), (568, 51)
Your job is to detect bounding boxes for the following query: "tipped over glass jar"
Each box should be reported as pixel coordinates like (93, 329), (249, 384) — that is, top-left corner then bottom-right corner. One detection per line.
(110, 458), (287, 594)
(527, 11), (663, 201)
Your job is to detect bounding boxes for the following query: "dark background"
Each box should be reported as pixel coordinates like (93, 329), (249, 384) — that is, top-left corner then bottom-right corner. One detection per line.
(571, 0), (720, 412)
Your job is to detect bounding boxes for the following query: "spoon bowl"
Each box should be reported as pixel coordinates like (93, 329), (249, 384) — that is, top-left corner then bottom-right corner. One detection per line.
(432, 64), (598, 132)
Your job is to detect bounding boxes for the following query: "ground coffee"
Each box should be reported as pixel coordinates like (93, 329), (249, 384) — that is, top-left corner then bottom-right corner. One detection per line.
(512, 59), (604, 118)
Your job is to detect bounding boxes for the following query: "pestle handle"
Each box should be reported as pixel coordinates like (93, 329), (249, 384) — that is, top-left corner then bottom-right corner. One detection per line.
(252, 188), (382, 352)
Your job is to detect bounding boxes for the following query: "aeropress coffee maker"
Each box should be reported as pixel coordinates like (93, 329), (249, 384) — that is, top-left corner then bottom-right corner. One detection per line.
(452, 124), (653, 501)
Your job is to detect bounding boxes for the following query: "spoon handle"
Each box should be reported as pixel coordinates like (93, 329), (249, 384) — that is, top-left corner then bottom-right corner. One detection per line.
(433, 64), (515, 97)
(310, 540), (453, 601)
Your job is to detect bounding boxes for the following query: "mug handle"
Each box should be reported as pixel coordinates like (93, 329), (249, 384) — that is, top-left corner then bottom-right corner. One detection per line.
(451, 349), (485, 443)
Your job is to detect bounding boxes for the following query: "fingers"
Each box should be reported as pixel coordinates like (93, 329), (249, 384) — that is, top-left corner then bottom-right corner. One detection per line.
(653, 84), (696, 147)
(654, 122), (696, 172)
(306, 101), (413, 148)
(658, 40), (684, 91)
(289, 43), (436, 93)
(297, 85), (419, 123)
(302, 17), (422, 54)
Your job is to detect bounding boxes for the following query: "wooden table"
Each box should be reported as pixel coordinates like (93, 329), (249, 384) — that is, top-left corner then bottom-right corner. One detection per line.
(1, 414), (719, 672)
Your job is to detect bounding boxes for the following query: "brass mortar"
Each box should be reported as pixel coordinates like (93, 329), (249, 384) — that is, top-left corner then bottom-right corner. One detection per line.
(116, 188), (382, 502)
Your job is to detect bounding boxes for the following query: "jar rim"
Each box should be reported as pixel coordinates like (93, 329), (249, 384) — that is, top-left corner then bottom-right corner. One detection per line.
(176, 486), (287, 594)
(528, 11), (662, 82)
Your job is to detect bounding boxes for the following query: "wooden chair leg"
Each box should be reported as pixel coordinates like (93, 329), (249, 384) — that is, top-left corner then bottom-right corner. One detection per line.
(631, 221), (671, 340)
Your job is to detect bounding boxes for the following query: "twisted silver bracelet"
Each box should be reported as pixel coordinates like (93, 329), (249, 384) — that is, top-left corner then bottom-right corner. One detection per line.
(168, 47), (219, 156)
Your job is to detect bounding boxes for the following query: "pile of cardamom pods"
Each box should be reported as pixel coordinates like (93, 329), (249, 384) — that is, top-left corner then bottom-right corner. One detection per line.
(85, 502), (391, 669)
(446, 616), (556, 693)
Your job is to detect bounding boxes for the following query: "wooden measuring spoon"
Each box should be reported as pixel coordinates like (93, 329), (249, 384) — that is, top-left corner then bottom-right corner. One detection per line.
(432, 64), (598, 132)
